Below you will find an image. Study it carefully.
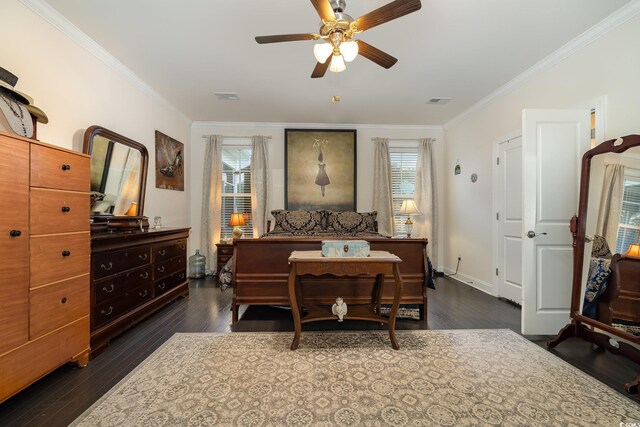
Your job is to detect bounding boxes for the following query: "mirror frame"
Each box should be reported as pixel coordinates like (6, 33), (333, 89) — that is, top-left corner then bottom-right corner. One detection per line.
(549, 134), (640, 368)
(83, 125), (149, 219)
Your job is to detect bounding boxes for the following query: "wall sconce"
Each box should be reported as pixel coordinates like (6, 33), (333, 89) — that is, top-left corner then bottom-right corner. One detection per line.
(398, 200), (422, 238)
(124, 202), (138, 216)
(228, 212), (246, 239)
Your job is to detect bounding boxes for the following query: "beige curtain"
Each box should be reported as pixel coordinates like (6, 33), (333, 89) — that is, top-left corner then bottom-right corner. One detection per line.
(596, 163), (625, 250)
(413, 138), (438, 266)
(201, 135), (223, 274)
(251, 136), (270, 237)
(372, 137), (395, 237)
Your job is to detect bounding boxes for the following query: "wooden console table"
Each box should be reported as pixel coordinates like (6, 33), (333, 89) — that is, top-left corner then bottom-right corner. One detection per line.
(287, 250), (403, 350)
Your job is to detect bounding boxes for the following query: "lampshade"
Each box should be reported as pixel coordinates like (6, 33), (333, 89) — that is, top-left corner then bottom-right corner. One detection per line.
(124, 202), (137, 216)
(228, 212), (246, 227)
(398, 200), (422, 216)
(313, 43), (333, 63)
(329, 54), (346, 73)
(626, 243), (640, 258)
(339, 41), (358, 62)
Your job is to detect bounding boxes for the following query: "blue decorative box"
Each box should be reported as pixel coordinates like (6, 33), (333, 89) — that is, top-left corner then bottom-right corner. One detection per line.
(321, 240), (370, 257)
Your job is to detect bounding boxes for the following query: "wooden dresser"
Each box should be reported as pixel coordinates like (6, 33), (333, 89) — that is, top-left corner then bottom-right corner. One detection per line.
(0, 131), (90, 403)
(90, 227), (190, 357)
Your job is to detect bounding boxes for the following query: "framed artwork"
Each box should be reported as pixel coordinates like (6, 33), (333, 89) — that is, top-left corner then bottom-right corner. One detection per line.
(285, 129), (357, 211)
(155, 130), (184, 191)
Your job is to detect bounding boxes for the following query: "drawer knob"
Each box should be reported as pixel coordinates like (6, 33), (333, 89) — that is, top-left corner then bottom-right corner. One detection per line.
(61, 250), (71, 257)
(9, 229), (21, 238)
(179, 273), (185, 279)
(102, 284), (115, 293)
(61, 297), (67, 304)
(139, 289), (148, 298)
(140, 272), (149, 279)
(158, 266), (165, 273)
(100, 262), (113, 271)
(158, 249), (166, 256)
(139, 253), (148, 260)
(101, 306), (114, 316)
(61, 164), (71, 171)
(158, 283), (166, 290)
(61, 206), (71, 213)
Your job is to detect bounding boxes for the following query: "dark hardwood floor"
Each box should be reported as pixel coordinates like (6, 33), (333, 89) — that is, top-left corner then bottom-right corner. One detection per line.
(1, 276), (637, 426)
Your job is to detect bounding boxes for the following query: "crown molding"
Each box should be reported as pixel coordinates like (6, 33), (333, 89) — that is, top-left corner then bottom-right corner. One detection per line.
(191, 121), (444, 132)
(19, 0), (191, 123)
(444, 0), (640, 130)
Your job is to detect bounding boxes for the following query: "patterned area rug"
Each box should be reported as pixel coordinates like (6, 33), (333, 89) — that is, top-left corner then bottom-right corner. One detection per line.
(71, 330), (640, 426)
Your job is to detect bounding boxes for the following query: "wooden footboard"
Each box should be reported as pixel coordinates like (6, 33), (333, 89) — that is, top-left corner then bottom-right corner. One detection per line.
(231, 238), (429, 323)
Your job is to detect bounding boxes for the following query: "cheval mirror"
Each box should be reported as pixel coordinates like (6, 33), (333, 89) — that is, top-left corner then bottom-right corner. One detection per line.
(83, 125), (149, 231)
(549, 134), (640, 397)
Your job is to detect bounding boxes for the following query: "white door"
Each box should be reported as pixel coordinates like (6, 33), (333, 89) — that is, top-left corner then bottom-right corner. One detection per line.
(522, 109), (591, 335)
(495, 136), (523, 304)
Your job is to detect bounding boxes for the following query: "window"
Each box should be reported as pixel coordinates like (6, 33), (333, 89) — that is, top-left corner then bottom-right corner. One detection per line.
(390, 149), (418, 236)
(616, 170), (640, 253)
(221, 145), (253, 238)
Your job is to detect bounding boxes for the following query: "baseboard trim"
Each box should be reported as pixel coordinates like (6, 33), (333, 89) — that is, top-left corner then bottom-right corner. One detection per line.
(441, 267), (494, 295)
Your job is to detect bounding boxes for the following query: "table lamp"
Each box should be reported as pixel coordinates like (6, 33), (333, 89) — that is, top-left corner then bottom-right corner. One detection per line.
(124, 202), (137, 216)
(626, 243), (640, 258)
(228, 212), (246, 239)
(398, 200), (422, 238)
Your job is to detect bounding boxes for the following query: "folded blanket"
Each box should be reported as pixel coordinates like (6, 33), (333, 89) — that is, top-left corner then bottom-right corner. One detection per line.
(581, 257), (611, 319)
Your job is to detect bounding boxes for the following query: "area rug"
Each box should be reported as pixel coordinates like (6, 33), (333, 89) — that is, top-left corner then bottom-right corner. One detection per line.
(71, 330), (640, 426)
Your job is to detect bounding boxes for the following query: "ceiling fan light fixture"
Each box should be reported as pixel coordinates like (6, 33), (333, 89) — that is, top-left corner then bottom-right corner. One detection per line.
(339, 40), (358, 62)
(329, 54), (346, 73)
(313, 43), (333, 63)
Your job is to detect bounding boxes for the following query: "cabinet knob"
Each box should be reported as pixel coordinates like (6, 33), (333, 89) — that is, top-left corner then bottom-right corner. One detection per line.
(101, 306), (114, 316)
(9, 230), (21, 238)
(158, 283), (166, 290)
(139, 253), (148, 260)
(140, 272), (149, 279)
(61, 250), (71, 257)
(100, 262), (113, 271)
(61, 164), (71, 171)
(102, 284), (115, 293)
(60, 297), (67, 304)
(158, 249), (166, 256)
(139, 289), (148, 298)
(158, 266), (165, 273)
(61, 206), (71, 213)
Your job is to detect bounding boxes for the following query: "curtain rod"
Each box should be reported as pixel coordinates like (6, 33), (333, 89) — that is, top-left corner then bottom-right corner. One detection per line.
(371, 137), (436, 141)
(201, 135), (272, 139)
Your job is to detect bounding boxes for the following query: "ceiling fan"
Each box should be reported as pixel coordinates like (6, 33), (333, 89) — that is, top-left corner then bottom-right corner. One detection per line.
(255, 0), (422, 78)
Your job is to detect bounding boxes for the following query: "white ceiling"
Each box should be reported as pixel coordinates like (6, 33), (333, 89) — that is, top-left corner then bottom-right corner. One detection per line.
(46, 0), (630, 125)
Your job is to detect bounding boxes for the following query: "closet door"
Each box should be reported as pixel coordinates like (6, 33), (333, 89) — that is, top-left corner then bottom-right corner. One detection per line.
(0, 135), (29, 354)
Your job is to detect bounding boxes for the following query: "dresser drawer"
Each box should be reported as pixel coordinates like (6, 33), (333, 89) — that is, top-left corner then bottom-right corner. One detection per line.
(94, 264), (154, 304)
(153, 239), (187, 262)
(30, 144), (90, 192)
(155, 269), (187, 297)
(217, 244), (233, 257)
(155, 255), (185, 279)
(30, 188), (90, 235)
(93, 246), (151, 280)
(31, 233), (89, 287)
(0, 134), (28, 186)
(30, 274), (89, 339)
(92, 282), (154, 328)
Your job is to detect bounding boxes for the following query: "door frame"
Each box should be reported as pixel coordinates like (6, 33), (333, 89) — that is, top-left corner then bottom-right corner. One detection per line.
(492, 130), (522, 299)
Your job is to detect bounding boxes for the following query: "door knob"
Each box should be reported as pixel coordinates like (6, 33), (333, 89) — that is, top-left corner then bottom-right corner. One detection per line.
(527, 231), (547, 238)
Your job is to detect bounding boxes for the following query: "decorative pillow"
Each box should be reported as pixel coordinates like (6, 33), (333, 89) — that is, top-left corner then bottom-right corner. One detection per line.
(271, 210), (325, 232)
(327, 211), (377, 233)
(591, 234), (612, 259)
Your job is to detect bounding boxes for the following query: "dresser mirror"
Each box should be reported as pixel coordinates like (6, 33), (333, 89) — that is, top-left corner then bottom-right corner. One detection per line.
(83, 126), (148, 229)
(549, 134), (640, 391)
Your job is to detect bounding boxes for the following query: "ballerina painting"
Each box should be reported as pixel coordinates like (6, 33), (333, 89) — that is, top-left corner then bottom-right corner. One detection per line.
(313, 138), (330, 197)
(285, 129), (356, 211)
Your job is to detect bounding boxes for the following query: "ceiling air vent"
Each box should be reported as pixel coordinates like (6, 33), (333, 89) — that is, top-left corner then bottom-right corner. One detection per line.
(214, 92), (239, 101)
(426, 97), (452, 105)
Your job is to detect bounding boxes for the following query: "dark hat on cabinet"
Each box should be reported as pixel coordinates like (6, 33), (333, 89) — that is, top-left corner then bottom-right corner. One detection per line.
(0, 67), (29, 104)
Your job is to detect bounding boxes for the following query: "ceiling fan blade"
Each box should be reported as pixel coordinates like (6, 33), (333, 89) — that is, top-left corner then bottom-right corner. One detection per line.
(311, 55), (332, 78)
(255, 33), (318, 44)
(355, 0), (421, 32)
(310, 0), (336, 22)
(356, 40), (398, 69)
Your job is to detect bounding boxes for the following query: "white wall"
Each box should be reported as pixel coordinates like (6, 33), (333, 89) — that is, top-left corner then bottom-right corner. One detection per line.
(190, 123), (445, 266)
(443, 13), (640, 292)
(1, 1), (191, 227)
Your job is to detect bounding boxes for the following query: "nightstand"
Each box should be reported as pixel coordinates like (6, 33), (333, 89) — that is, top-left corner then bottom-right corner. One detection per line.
(216, 242), (233, 274)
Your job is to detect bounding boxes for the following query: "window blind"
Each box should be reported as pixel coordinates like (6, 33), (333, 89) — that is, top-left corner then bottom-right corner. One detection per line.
(616, 174), (640, 253)
(390, 150), (418, 236)
(221, 147), (253, 238)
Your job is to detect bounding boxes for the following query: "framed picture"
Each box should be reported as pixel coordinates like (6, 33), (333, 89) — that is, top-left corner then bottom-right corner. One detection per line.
(155, 130), (184, 191)
(285, 129), (357, 211)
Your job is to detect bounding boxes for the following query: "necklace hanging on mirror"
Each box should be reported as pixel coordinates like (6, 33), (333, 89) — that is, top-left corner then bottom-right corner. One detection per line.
(0, 92), (28, 137)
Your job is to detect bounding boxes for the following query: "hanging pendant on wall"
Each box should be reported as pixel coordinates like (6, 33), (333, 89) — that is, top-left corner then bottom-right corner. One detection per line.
(454, 160), (461, 175)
